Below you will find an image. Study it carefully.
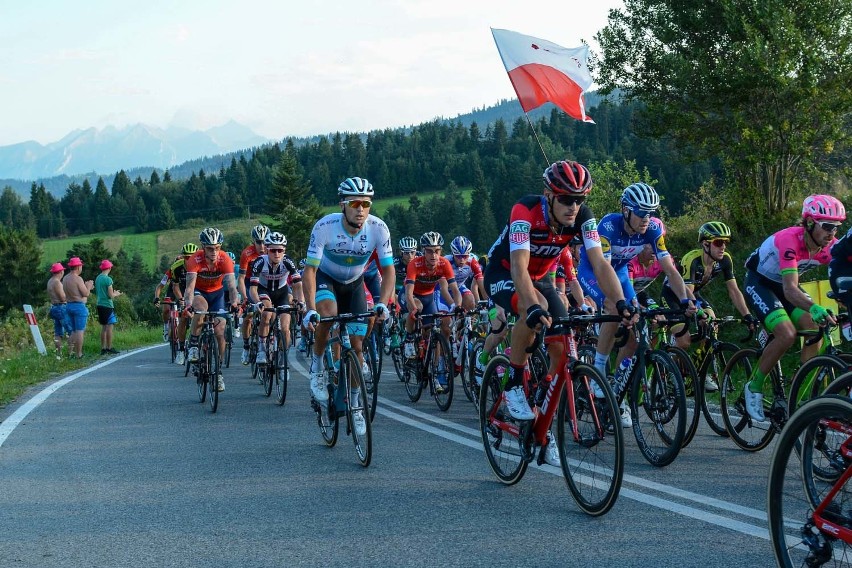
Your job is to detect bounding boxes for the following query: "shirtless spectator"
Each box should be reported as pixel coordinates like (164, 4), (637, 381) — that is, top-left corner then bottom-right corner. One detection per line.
(46, 262), (71, 358)
(62, 257), (94, 359)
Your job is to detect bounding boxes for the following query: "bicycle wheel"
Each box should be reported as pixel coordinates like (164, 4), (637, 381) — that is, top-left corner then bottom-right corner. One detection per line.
(342, 350), (372, 467)
(391, 346), (404, 382)
(666, 346), (701, 449)
(363, 335), (379, 422)
(206, 336), (220, 413)
(464, 338), (485, 406)
(224, 316), (232, 368)
(403, 352), (424, 403)
(250, 333), (261, 383)
(479, 354), (527, 484)
(767, 396), (852, 567)
(630, 350), (686, 467)
(699, 341), (739, 437)
(169, 322), (177, 363)
(788, 354), (852, 417)
(557, 363), (624, 516)
(430, 333), (454, 411)
(318, 366), (339, 447)
(262, 339), (274, 398)
(195, 359), (206, 403)
(720, 348), (776, 451)
(275, 334), (288, 406)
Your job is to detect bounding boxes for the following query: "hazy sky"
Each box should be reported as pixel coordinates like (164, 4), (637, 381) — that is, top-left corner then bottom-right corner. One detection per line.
(0, 0), (624, 146)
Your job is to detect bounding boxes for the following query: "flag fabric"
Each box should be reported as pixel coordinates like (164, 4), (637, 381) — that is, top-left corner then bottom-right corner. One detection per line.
(491, 28), (594, 123)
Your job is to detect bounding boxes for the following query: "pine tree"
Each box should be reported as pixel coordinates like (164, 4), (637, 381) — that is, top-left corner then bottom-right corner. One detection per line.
(268, 150), (322, 258)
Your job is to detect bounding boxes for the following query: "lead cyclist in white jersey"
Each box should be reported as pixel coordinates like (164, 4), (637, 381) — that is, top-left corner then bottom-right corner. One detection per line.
(302, 177), (396, 431)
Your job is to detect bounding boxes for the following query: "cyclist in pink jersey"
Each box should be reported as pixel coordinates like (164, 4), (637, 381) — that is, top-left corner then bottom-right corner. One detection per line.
(742, 194), (845, 421)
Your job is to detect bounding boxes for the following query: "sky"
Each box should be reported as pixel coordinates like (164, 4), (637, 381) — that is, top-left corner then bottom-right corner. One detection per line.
(0, 0), (625, 147)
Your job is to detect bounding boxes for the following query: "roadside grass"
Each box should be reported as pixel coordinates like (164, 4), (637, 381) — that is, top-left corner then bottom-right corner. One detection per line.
(0, 314), (160, 410)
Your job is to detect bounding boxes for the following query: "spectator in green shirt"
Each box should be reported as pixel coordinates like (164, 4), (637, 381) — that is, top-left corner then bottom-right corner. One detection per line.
(95, 259), (122, 355)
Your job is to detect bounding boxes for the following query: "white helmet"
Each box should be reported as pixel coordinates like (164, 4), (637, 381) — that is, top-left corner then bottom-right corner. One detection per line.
(420, 231), (444, 248)
(338, 177), (374, 198)
(621, 182), (660, 211)
(251, 224), (270, 241)
(199, 227), (223, 246)
(264, 232), (287, 246)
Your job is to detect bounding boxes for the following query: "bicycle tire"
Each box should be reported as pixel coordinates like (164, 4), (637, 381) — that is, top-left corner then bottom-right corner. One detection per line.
(363, 333), (379, 422)
(463, 338), (484, 407)
(169, 324), (177, 363)
(479, 354), (527, 484)
(665, 345), (701, 448)
(431, 333), (454, 411)
(557, 362), (624, 516)
(824, 370), (852, 398)
(224, 316), (232, 368)
(767, 395), (852, 567)
(250, 333), (261, 383)
(403, 353), (424, 403)
(319, 362), (339, 447)
(720, 348), (776, 452)
(275, 331), (288, 405)
(343, 350), (372, 467)
(699, 341), (739, 437)
(391, 346), (404, 382)
(206, 335), (220, 413)
(630, 349), (686, 467)
(788, 353), (852, 417)
(195, 358), (205, 403)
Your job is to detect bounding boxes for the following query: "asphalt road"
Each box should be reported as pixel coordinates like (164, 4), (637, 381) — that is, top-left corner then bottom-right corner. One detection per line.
(0, 343), (781, 567)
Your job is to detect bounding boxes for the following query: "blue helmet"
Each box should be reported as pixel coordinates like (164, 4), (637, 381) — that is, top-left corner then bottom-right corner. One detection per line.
(450, 236), (472, 256)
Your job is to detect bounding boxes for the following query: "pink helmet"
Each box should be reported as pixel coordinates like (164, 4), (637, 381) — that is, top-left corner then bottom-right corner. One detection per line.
(802, 194), (846, 222)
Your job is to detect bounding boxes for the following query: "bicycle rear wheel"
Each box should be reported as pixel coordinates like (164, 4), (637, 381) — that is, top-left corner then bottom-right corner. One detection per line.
(403, 354), (424, 403)
(463, 338), (484, 406)
(317, 373), (339, 447)
(479, 354), (527, 484)
(767, 396), (852, 567)
(666, 346), (701, 448)
(788, 354), (852, 417)
(343, 350), (372, 467)
(557, 363), (624, 516)
(430, 334), (454, 411)
(700, 341), (739, 437)
(720, 348), (776, 451)
(169, 324), (177, 363)
(262, 339), (274, 398)
(206, 336), (220, 413)
(630, 350), (686, 467)
(275, 336), (288, 406)
(391, 346), (404, 382)
(224, 316), (232, 368)
(363, 335), (379, 422)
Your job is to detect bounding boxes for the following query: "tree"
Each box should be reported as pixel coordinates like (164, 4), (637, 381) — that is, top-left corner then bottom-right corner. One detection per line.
(596, 0), (852, 216)
(268, 150), (323, 258)
(466, 157), (498, 253)
(0, 226), (41, 315)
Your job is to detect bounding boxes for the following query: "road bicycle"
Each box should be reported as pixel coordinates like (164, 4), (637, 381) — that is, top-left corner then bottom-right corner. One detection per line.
(188, 310), (226, 413)
(451, 301), (489, 407)
(223, 306), (238, 368)
(164, 298), (181, 363)
(480, 312), (624, 516)
(362, 314), (385, 422)
(402, 311), (455, 411)
(247, 306), (262, 382)
(311, 311), (375, 467)
(767, 395), (852, 567)
(259, 305), (300, 405)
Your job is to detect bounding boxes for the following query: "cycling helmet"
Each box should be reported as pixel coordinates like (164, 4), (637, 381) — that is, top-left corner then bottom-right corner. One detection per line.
(698, 221), (732, 242)
(420, 231), (444, 247)
(802, 194), (846, 223)
(450, 236), (473, 256)
(621, 183), (660, 211)
(182, 242), (198, 255)
(299, 258), (307, 269)
(542, 160), (592, 195)
(251, 224), (270, 241)
(264, 231), (287, 246)
(398, 236), (418, 252)
(199, 227), (224, 246)
(227, 251), (236, 262)
(338, 177), (374, 198)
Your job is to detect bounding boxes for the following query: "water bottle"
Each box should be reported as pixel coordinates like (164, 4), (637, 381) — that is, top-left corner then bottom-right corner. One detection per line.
(613, 356), (635, 397)
(534, 374), (552, 407)
(404, 334), (416, 359)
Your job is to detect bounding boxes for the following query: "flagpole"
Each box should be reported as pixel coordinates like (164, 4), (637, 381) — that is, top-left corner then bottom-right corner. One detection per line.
(523, 112), (550, 166)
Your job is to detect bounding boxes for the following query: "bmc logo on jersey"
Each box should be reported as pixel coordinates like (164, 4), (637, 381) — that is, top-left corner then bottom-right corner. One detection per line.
(529, 243), (564, 256)
(489, 279), (515, 295)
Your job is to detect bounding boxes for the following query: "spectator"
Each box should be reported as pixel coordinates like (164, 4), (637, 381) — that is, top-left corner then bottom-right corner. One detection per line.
(95, 259), (122, 355)
(62, 257), (94, 359)
(46, 262), (71, 359)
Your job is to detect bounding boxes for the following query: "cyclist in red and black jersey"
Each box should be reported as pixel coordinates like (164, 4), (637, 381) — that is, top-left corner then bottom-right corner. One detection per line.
(238, 224), (269, 365)
(484, 160), (635, 421)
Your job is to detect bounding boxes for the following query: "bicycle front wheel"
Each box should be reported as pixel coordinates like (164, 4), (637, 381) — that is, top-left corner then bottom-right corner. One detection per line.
(363, 337), (379, 422)
(767, 395), (852, 567)
(342, 350), (372, 467)
(720, 348), (776, 452)
(206, 336), (220, 413)
(403, 352), (424, 403)
(630, 350), (686, 467)
(275, 335), (288, 406)
(430, 334), (454, 411)
(788, 354), (852, 417)
(463, 338), (484, 406)
(665, 346), (701, 449)
(479, 354), (527, 484)
(700, 341), (739, 437)
(557, 363), (624, 516)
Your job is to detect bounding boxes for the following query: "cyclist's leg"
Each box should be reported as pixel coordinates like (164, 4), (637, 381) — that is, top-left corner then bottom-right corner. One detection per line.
(535, 277), (567, 379)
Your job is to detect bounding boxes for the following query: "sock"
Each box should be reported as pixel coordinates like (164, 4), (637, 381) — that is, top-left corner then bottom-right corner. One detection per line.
(507, 363), (526, 389)
(594, 352), (608, 376)
(748, 368), (767, 392)
(311, 352), (321, 374)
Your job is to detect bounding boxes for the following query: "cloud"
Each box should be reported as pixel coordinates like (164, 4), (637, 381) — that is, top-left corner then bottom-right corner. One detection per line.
(175, 25), (190, 43)
(37, 48), (103, 63)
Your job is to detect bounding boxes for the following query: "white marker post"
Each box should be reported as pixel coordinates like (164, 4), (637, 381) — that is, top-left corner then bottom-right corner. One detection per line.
(23, 304), (47, 355)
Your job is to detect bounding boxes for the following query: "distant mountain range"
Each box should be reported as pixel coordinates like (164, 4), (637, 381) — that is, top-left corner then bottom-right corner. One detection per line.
(0, 120), (268, 182)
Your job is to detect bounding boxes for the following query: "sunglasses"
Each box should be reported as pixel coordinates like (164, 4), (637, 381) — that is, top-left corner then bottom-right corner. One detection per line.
(631, 208), (656, 219)
(711, 239), (729, 247)
(554, 195), (585, 207)
(344, 200), (372, 209)
(454, 254), (470, 260)
(267, 248), (285, 254)
(424, 247), (442, 255)
(820, 222), (841, 233)
(255, 240), (265, 246)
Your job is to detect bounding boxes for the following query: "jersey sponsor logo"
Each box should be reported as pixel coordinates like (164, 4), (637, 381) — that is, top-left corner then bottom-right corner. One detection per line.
(583, 229), (599, 241)
(489, 279), (515, 295)
(655, 235), (668, 252)
(529, 243), (564, 257)
(530, 230), (551, 240)
(783, 249), (796, 261)
(602, 220), (615, 232)
(581, 219), (598, 232)
(745, 285), (774, 315)
(510, 232), (530, 245)
(600, 236), (611, 254)
(510, 220), (531, 234)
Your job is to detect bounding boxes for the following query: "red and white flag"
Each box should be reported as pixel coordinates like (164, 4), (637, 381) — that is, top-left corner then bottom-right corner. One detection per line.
(491, 28), (594, 123)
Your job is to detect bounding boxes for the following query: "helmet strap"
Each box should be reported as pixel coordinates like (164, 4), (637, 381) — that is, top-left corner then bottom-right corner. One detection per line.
(342, 206), (363, 232)
(545, 195), (568, 232)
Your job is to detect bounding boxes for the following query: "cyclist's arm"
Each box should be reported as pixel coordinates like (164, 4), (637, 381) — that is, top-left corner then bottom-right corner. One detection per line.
(223, 273), (238, 307)
(183, 273), (197, 305)
(659, 254), (695, 303)
(248, 283), (260, 305)
(154, 282), (164, 301)
(781, 270), (816, 311)
(291, 281), (305, 305)
(448, 280), (462, 308)
(405, 281), (416, 310)
(725, 278), (751, 317)
(302, 265), (318, 312)
(585, 246), (625, 307)
(568, 279), (585, 309)
(378, 262), (395, 306)
(509, 248), (538, 313)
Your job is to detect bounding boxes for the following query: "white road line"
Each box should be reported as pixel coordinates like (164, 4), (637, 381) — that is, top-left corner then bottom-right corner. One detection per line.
(0, 345), (163, 448)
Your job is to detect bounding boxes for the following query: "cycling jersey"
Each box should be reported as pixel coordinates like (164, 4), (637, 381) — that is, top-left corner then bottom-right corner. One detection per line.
(488, 194), (601, 281)
(829, 228), (852, 296)
(306, 213), (393, 284)
(628, 256), (663, 293)
(552, 247), (575, 285)
(185, 251), (235, 293)
(393, 257), (409, 290)
(249, 255), (300, 292)
(668, 249), (735, 293)
(445, 255), (484, 288)
(168, 258), (189, 294)
(405, 256), (456, 296)
(745, 226), (836, 283)
(580, 214), (670, 271)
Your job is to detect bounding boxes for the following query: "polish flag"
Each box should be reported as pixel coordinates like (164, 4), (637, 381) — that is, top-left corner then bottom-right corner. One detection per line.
(491, 28), (594, 123)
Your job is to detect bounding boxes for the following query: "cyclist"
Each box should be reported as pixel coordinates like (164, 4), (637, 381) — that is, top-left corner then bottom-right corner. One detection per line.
(404, 232), (463, 336)
(743, 194), (845, 421)
(302, 177), (395, 435)
(394, 237), (418, 313)
(445, 236), (486, 310)
(166, 243), (196, 365)
(661, 222), (756, 390)
(239, 224), (269, 365)
(185, 227), (240, 392)
(576, 182), (696, 427)
(628, 244), (663, 308)
(484, 160), (636, 433)
(248, 232), (304, 365)
(829, 225), (852, 308)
